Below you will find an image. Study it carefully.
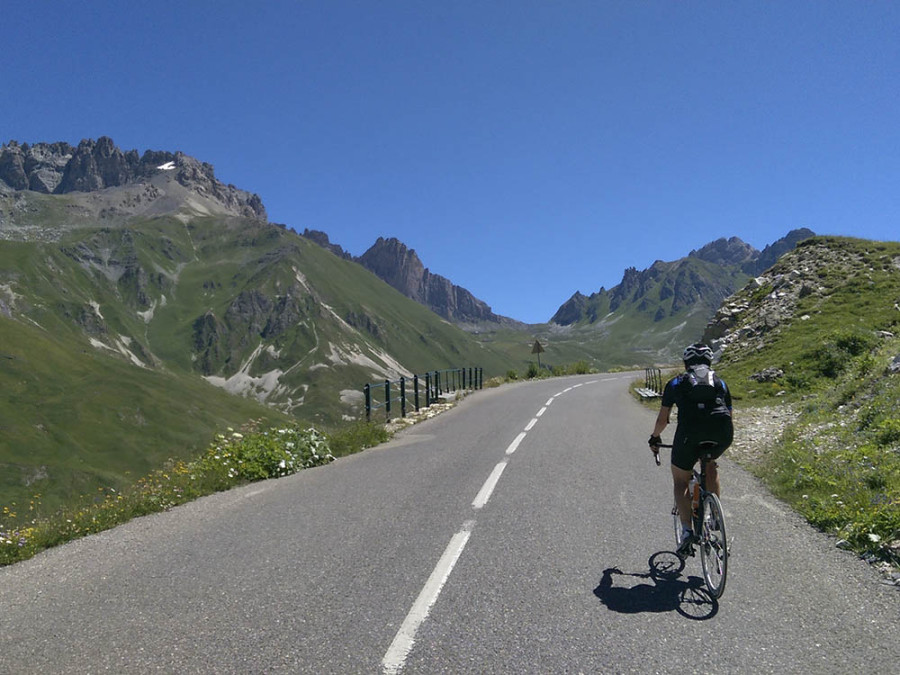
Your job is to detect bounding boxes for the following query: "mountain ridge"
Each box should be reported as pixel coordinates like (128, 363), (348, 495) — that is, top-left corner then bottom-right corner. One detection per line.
(0, 137), (266, 222)
(550, 228), (816, 328)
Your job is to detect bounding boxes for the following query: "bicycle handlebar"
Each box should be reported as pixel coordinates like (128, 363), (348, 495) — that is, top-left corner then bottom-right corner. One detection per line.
(651, 443), (672, 467)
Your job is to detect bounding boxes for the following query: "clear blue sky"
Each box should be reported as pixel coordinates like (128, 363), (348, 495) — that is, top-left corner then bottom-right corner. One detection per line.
(3, 1), (899, 323)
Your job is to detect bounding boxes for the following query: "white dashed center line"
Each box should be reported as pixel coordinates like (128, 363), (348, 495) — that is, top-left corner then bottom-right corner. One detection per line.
(382, 521), (475, 674)
(505, 431), (527, 455)
(382, 378), (605, 673)
(472, 462), (508, 510)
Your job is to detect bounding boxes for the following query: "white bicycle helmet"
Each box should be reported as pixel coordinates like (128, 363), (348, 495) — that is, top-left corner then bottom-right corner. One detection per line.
(683, 342), (713, 366)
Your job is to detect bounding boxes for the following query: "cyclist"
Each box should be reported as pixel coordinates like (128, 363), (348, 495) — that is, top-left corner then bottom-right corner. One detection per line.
(648, 343), (733, 555)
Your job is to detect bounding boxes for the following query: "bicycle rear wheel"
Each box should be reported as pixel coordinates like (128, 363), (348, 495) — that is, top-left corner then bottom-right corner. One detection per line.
(699, 493), (728, 598)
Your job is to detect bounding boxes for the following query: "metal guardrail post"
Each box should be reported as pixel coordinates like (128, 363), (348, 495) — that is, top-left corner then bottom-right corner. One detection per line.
(400, 376), (407, 417)
(360, 367), (482, 421)
(644, 367), (662, 393)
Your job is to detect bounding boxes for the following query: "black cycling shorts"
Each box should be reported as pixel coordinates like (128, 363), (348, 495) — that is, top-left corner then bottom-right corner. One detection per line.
(670, 425), (732, 472)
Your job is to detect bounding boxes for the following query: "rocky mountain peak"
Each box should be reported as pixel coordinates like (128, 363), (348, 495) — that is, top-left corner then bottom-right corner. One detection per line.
(353, 236), (519, 327)
(553, 291), (592, 325)
(742, 227), (817, 275)
(0, 137), (266, 220)
(358, 237), (427, 302)
(689, 236), (758, 266)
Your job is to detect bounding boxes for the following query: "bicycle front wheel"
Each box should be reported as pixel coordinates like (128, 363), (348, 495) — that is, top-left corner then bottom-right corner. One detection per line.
(700, 492), (728, 598)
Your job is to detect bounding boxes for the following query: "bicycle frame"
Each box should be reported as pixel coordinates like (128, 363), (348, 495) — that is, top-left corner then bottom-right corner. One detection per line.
(653, 441), (728, 598)
(691, 454), (715, 534)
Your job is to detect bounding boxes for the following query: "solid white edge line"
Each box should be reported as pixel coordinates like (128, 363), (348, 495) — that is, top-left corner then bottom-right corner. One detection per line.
(472, 461), (508, 510)
(382, 522), (475, 674)
(505, 431), (527, 455)
(524, 417), (538, 431)
(535, 406), (547, 418)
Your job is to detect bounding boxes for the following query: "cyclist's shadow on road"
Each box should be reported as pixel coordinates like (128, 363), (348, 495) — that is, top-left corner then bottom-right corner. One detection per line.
(593, 551), (718, 620)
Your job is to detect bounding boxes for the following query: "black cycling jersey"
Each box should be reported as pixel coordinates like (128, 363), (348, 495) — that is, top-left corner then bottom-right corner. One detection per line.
(662, 368), (733, 471)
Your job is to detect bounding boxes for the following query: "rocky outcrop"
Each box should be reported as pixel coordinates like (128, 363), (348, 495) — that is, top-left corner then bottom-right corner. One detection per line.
(0, 137), (266, 220)
(300, 229), (352, 260)
(0, 141), (74, 193)
(356, 237), (516, 326)
(702, 238), (847, 357)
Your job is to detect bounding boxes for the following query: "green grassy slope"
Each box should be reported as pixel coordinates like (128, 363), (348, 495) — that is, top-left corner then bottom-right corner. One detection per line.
(709, 237), (900, 565)
(0, 315), (291, 514)
(0, 211), (520, 514)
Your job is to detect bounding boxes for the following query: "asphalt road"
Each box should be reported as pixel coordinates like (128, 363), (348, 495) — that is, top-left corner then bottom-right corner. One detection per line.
(0, 374), (896, 674)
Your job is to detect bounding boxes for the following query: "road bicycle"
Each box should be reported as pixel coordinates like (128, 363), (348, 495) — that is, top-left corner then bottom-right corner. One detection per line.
(653, 441), (728, 598)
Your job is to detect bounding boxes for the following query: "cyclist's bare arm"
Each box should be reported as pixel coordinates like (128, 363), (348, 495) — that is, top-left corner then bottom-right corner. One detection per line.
(652, 405), (671, 438)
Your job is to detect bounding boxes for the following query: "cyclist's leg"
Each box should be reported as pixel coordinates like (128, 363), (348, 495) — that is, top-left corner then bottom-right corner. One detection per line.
(670, 430), (695, 532)
(671, 464), (692, 531)
(704, 439), (730, 498)
(706, 460), (721, 497)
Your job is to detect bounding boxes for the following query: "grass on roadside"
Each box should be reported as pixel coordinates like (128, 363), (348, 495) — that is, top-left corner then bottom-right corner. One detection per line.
(0, 419), (390, 567)
(720, 339), (900, 571)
